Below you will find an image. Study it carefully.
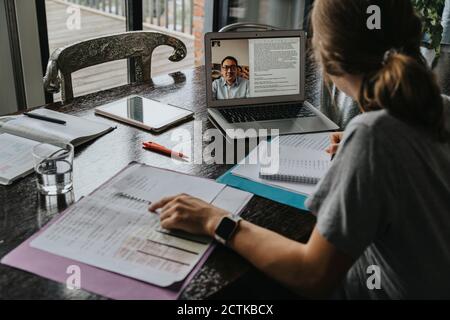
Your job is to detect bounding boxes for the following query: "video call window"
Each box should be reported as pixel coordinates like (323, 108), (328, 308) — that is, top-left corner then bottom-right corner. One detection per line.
(210, 37), (301, 101)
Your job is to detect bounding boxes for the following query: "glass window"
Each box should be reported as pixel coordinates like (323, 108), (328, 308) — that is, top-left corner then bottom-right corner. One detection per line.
(45, 0), (128, 100)
(45, 0), (201, 100)
(226, 0), (309, 30)
(142, 0), (196, 75)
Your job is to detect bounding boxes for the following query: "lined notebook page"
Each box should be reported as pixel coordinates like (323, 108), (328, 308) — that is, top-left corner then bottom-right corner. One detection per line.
(260, 147), (331, 184)
(279, 133), (330, 151)
(231, 133), (332, 196)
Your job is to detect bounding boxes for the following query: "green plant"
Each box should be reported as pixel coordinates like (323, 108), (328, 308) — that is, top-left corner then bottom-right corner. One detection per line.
(412, 0), (446, 58)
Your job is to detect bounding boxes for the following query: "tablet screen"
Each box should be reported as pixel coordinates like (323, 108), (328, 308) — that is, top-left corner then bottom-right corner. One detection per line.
(96, 96), (193, 130)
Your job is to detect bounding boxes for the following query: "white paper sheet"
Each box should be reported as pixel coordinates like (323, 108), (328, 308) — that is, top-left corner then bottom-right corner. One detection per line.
(30, 163), (252, 287)
(0, 133), (39, 185)
(277, 132), (330, 151)
(111, 164), (226, 204)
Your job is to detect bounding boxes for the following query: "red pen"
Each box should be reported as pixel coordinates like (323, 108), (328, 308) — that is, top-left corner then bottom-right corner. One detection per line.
(142, 141), (187, 159)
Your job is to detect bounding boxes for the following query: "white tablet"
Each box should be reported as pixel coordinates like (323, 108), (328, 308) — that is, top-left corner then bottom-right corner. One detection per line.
(94, 95), (194, 132)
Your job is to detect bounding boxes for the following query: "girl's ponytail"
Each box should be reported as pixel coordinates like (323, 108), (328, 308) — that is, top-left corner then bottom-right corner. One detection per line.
(359, 50), (445, 140)
(312, 0), (447, 142)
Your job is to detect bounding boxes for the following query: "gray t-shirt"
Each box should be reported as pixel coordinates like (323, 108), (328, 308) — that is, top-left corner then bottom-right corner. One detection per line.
(306, 97), (450, 299)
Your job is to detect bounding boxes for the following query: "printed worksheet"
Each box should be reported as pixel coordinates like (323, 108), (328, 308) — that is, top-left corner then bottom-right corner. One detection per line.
(30, 163), (251, 287)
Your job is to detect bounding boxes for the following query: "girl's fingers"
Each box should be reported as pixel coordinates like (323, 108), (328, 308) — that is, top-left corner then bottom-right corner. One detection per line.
(149, 195), (177, 212)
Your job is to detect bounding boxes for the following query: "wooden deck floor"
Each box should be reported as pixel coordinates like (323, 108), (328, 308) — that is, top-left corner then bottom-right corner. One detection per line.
(46, 0), (195, 100)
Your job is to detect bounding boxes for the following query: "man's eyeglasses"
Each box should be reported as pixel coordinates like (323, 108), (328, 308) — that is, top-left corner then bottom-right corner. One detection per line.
(221, 65), (237, 71)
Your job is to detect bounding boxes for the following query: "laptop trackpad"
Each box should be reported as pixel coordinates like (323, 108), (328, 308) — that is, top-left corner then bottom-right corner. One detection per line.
(259, 120), (299, 131)
(296, 117), (328, 131)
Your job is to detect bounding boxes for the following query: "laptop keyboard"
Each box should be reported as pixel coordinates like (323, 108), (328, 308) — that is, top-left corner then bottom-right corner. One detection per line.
(219, 103), (317, 123)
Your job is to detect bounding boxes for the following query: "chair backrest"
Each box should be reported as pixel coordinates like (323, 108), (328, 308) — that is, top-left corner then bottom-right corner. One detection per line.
(43, 31), (187, 103)
(218, 22), (281, 32)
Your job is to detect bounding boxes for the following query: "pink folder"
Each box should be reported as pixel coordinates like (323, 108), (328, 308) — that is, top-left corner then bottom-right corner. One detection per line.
(1, 225), (216, 300)
(1, 163), (219, 300)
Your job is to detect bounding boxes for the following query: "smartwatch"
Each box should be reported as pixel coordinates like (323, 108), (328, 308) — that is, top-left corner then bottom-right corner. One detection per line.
(214, 215), (242, 245)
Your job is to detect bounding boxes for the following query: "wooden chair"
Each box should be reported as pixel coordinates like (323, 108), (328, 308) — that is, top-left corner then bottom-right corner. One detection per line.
(218, 22), (280, 32)
(43, 31), (187, 103)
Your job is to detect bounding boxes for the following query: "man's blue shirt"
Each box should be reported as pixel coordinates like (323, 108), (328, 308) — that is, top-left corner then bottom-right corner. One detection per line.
(212, 77), (250, 100)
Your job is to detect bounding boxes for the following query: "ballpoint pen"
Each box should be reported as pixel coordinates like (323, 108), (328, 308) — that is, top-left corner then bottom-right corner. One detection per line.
(142, 141), (187, 159)
(23, 112), (66, 125)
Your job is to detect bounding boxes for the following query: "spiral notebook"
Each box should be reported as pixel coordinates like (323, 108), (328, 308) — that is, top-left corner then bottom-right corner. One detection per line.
(259, 147), (331, 184)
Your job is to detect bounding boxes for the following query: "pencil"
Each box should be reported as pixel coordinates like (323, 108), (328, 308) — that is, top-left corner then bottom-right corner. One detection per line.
(23, 112), (66, 125)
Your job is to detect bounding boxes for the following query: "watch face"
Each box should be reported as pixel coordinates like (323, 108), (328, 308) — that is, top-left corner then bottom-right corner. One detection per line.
(215, 217), (237, 240)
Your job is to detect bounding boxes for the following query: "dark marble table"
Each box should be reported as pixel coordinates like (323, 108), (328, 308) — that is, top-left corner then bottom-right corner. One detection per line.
(0, 65), (320, 300)
(2, 49), (449, 299)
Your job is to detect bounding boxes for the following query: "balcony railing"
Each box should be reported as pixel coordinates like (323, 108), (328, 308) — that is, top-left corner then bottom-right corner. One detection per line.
(63, 0), (194, 35)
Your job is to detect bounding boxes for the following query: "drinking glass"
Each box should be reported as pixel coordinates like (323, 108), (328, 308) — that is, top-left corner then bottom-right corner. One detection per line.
(32, 142), (74, 195)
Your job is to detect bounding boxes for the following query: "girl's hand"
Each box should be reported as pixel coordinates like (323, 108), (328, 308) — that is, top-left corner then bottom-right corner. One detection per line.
(148, 194), (229, 237)
(325, 132), (344, 155)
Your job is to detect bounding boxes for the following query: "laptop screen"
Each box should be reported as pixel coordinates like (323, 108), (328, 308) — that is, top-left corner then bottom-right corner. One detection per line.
(209, 36), (301, 101)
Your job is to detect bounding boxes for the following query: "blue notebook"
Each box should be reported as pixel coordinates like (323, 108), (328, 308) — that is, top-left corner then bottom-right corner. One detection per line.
(217, 166), (309, 212)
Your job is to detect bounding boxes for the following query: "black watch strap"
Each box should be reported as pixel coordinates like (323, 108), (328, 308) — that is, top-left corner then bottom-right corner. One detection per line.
(214, 215), (242, 245)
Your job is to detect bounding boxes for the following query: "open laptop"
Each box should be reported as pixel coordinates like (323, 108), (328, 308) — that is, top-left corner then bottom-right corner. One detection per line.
(204, 30), (339, 139)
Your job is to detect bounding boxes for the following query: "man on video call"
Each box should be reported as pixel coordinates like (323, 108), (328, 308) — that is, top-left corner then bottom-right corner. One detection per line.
(212, 56), (250, 100)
